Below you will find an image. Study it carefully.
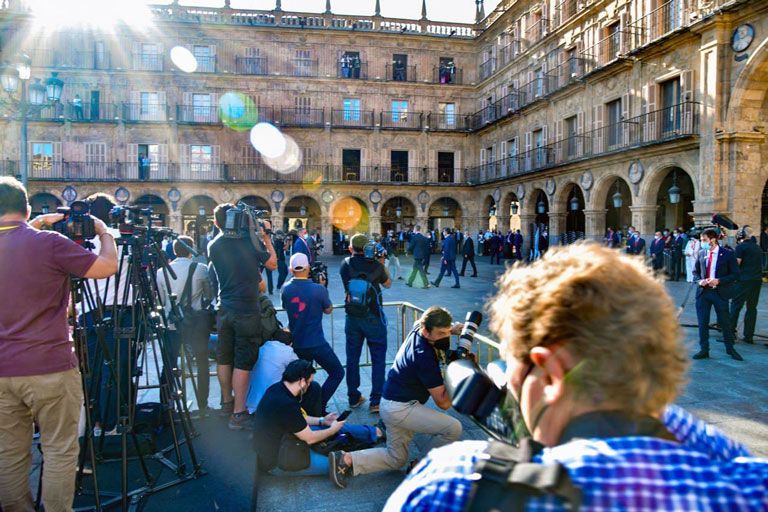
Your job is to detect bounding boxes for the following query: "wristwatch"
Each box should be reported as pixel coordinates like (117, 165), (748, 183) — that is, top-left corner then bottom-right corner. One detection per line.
(318, 417), (324, 426)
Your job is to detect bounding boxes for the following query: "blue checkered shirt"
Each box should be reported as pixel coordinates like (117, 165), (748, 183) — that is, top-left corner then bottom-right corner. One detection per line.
(384, 405), (768, 511)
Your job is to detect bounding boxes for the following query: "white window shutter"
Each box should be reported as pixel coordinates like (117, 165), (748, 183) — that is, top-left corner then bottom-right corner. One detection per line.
(524, 131), (532, 170)
(619, 11), (629, 53)
(555, 119), (563, 162)
(127, 143), (138, 179)
(644, 82), (657, 142)
(681, 70), (694, 133)
(500, 141), (507, 175)
(622, 92), (632, 144)
(576, 111), (584, 156)
(593, 104), (604, 154)
(541, 2), (549, 35)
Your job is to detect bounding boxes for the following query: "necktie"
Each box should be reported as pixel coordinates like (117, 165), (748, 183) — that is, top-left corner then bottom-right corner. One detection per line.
(706, 250), (714, 278)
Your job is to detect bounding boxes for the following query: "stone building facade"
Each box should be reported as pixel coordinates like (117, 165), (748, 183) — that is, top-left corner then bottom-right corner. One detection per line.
(1, 0), (767, 253)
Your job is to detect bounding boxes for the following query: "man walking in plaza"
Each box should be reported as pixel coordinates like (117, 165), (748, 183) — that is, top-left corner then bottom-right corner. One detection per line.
(432, 228), (460, 289)
(0, 177), (118, 512)
(340, 234), (391, 413)
(459, 229), (477, 277)
(405, 225), (431, 288)
(729, 226), (764, 345)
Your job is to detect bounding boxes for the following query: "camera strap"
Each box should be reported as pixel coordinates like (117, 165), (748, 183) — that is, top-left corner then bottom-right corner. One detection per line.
(179, 262), (198, 310)
(467, 438), (581, 512)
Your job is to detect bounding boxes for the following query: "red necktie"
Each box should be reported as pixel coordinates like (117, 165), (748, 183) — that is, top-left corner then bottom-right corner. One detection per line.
(706, 250), (714, 278)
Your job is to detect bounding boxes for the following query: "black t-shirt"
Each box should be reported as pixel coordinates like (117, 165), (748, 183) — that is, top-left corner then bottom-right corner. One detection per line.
(252, 382), (307, 471)
(208, 234), (269, 313)
(735, 238), (763, 281)
(383, 326), (444, 404)
(339, 254), (387, 316)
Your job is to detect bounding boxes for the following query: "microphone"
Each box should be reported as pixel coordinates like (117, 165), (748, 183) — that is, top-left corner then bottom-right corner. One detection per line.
(711, 214), (739, 230)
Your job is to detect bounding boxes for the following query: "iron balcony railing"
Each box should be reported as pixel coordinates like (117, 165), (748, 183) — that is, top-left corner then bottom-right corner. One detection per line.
(288, 58), (319, 77)
(497, 40), (524, 68)
(433, 66), (463, 85)
(66, 102), (118, 122)
(467, 102), (700, 184)
(23, 49), (111, 70)
(479, 57), (496, 81)
(385, 64), (417, 82)
(176, 105), (220, 124)
(553, 0), (580, 27)
(628, 0), (686, 48)
(525, 17), (550, 44)
(132, 53), (163, 71)
(580, 29), (630, 71)
(194, 55), (216, 73)
(337, 61), (368, 80)
(330, 108), (375, 128)
(122, 103), (170, 122)
(236, 56), (268, 75)
(28, 104), (66, 122)
(277, 108), (325, 127)
(425, 112), (468, 131)
(380, 111), (423, 130)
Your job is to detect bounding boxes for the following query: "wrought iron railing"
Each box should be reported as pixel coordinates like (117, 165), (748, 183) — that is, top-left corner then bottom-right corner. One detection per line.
(236, 56), (268, 75)
(379, 111), (423, 130)
(479, 57), (496, 81)
(433, 66), (463, 85)
(627, 0), (686, 48)
(385, 64), (417, 82)
(176, 105), (220, 124)
(337, 61), (368, 80)
(277, 108), (325, 127)
(66, 102), (118, 122)
(330, 108), (375, 128)
(288, 58), (318, 77)
(131, 53), (163, 71)
(122, 102), (170, 122)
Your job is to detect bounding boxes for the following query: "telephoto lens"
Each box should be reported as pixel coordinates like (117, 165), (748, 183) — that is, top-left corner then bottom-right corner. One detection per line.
(456, 311), (483, 358)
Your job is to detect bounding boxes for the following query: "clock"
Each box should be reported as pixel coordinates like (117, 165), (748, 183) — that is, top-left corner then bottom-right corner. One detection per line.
(515, 184), (525, 200)
(167, 187), (181, 203)
(62, 186), (77, 204)
(628, 160), (644, 184)
(114, 187), (130, 204)
(321, 189), (334, 204)
(545, 178), (556, 196)
(270, 189), (285, 203)
(731, 24), (754, 53)
(369, 190), (382, 204)
(580, 171), (594, 191)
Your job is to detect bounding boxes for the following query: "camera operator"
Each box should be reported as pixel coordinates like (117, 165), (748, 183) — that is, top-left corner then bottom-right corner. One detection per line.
(328, 306), (463, 488)
(281, 253), (344, 413)
(0, 177), (117, 511)
(208, 203), (277, 430)
(386, 244), (768, 511)
(729, 226), (763, 345)
(339, 233), (391, 413)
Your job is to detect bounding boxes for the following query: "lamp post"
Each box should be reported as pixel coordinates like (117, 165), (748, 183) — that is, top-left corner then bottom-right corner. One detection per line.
(612, 180), (623, 208)
(196, 206), (207, 253)
(668, 171), (681, 204)
(1, 56), (64, 188)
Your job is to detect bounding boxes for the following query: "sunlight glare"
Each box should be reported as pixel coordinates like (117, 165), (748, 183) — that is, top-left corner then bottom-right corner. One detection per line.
(26, 0), (154, 30)
(170, 46), (197, 73)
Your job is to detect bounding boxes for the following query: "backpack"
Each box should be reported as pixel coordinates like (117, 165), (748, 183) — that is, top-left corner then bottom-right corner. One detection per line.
(344, 257), (379, 318)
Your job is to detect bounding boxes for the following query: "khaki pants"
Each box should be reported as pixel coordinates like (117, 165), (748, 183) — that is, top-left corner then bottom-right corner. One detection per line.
(0, 368), (83, 512)
(350, 398), (462, 475)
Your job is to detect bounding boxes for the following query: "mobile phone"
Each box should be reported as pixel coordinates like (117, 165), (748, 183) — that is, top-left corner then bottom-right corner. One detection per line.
(337, 410), (352, 422)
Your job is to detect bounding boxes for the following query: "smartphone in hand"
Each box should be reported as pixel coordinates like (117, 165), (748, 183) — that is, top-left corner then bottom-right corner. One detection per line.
(337, 410), (352, 422)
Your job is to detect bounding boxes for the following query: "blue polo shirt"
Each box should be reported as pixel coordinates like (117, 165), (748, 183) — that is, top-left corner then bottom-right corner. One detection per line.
(281, 277), (331, 349)
(383, 326), (444, 404)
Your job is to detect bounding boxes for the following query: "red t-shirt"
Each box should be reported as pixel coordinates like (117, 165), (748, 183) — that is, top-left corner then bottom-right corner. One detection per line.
(0, 221), (99, 377)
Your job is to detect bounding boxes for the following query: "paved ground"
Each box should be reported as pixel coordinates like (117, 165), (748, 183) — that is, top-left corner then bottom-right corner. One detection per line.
(59, 254), (768, 510)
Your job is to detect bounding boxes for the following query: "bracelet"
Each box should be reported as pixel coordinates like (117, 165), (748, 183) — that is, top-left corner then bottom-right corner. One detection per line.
(318, 417), (324, 426)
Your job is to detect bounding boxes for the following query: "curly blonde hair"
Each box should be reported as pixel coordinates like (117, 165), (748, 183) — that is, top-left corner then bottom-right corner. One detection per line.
(489, 243), (688, 416)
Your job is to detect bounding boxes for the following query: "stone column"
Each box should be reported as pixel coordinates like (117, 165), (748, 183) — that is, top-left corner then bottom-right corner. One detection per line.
(630, 204), (658, 253)
(548, 212), (567, 246)
(496, 215), (510, 233)
(583, 209), (607, 242)
(169, 211), (183, 234)
(271, 211), (285, 233)
(320, 215), (333, 256)
(369, 215), (382, 237)
(519, 213), (536, 256)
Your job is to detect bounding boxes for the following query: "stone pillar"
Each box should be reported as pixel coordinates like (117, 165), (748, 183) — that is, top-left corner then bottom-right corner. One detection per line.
(630, 205), (658, 253)
(169, 211), (183, 234)
(548, 212), (567, 246)
(415, 215), (429, 231)
(369, 215), (382, 237)
(583, 209), (607, 242)
(320, 215), (333, 256)
(519, 213), (536, 256)
(496, 215), (510, 233)
(271, 211), (285, 233)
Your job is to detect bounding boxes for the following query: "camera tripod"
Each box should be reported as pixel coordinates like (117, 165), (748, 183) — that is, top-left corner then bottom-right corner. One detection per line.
(62, 224), (203, 511)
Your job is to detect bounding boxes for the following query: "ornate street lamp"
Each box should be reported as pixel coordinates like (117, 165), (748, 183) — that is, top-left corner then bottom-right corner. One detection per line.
(196, 206), (207, 252)
(299, 202), (307, 217)
(668, 170), (681, 204)
(510, 201), (519, 215)
(442, 198), (450, 217)
(395, 205), (402, 218)
(612, 180), (623, 208)
(536, 196), (546, 214)
(569, 195), (579, 211)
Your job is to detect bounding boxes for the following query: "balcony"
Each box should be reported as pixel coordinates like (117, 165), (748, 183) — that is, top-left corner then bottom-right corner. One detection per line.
(432, 66), (463, 85)
(66, 102), (118, 122)
(479, 58), (496, 81)
(132, 53), (163, 71)
(380, 111), (423, 130)
(628, 0), (686, 49)
(553, 0), (580, 27)
(177, 105), (220, 124)
(467, 101), (700, 184)
(122, 103), (170, 122)
(236, 56), (269, 75)
(277, 108), (325, 128)
(385, 64), (417, 82)
(525, 18), (549, 44)
(330, 109), (374, 128)
(337, 61), (368, 80)
(425, 113), (467, 132)
(580, 30), (628, 72)
(195, 55), (216, 73)
(497, 40), (524, 68)
(27, 104), (66, 122)
(288, 58), (318, 77)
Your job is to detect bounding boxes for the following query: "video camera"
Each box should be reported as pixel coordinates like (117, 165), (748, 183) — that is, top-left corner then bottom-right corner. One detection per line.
(110, 205), (153, 237)
(52, 200), (96, 243)
(310, 260), (328, 287)
(363, 241), (387, 260)
(223, 202), (270, 239)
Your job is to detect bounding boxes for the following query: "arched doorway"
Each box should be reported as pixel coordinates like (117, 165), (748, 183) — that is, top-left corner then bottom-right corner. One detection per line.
(655, 167), (694, 231)
(330, 196), (369, 251)
(605, 178), (632, 237)
(502, 192), (522, 234)
(381, 196), (416, 235)
(29, 192), (61, 216)
(239, 195), (272, 217)
(531, 190), (549, 258)
(181, 195), (217, 251)
(133, 194), (169, 226)
(563, 184), (585, 244)
(482, 195), (496, 231)
(428, 197), (463, 233)
(284, 195), (322, 233)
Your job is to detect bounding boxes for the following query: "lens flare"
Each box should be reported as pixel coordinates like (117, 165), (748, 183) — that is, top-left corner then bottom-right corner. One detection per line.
(263, 136), (303, 174)
(301, 168), (324, 191)
(331, 197), (368, 231)
(250, 123), (286, 159)
(170, 46), (197, 73)
(220, 92), (259, 132)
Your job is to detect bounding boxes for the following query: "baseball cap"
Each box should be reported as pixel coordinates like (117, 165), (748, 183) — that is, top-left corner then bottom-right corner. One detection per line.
(350, 233), (368, 251)
(289, 252), (309, 271)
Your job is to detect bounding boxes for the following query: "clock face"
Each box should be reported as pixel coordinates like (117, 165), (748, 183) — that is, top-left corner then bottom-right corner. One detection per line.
(270, 190), (285, 203)
(321, 190), (334, 204)
(732, 24), (754, 53)
(369, 190), (382, 204)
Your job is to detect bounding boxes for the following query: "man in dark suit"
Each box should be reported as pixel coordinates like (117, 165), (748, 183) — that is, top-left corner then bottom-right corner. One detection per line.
(513, 229), (523, 260)
(671, 229), (686, 281)
(459, 230), (477, 277)
(625, 227), (646, 256)
(649, 231), (665, 270)
(729, 226), (764, 345)
(405, 225), (431, 288)
(432, 228), (460, 289)
(489, 231), (501, 265)
(692, 228), (743, 361)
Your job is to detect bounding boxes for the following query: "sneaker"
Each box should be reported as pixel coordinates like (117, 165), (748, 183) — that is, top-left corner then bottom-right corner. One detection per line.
(328, 451), (351, 489)
(405, 282), (413, 287)
(218, 401), (234, 417)
(431, 281), (440, 288)
(350, 396), (366, 409)
(369, 403), (380, 414)
(228, 412), (253, 431)
(726, 348), (744, 361)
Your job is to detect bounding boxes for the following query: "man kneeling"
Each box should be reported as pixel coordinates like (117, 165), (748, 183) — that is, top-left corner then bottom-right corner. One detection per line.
(253, 360), (383, 476)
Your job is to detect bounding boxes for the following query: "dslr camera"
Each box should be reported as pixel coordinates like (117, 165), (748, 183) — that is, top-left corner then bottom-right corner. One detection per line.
(223, 202), (270, 239)
(310, 261), (328, 287)
(52, 200), (96, 243)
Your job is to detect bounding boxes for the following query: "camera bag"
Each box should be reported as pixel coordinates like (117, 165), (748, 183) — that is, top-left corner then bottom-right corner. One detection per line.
(277, 433), (310, 472)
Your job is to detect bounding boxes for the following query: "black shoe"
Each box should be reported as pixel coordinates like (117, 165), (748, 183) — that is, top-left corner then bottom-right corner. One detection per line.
(715, 338), (724, 343)
(405, 282), (412, 287)
(375, 419), (387, 443)
(692, 351), (709, 360)
(431, 281), (439, 288)
(328, 451), (351, 489)
(397, 277), (403, 280)
(472, 274), (477, 277)
(451, 284), (460, 289)
(726, 349), (744, 361)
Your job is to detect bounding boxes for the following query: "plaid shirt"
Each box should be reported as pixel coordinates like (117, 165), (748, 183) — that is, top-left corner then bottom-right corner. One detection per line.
(385, 405), (768, 511)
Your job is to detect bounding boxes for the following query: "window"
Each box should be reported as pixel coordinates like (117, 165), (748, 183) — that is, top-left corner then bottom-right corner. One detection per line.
(567, 48), (578, 78)
(606, 99), (622, 146)
(241, 145), (259, 165)
(391, 100), (408, 123)
(660, 78), (681, 134)
(85, 143), (106, 164)
(439, 102), (456, 128)
(606, 22), (620, 61)
(342, 98), (361, 122)
(193, 45), (214, 72)
(190, 144), (212, 172)
(533, 129), (544, 166)
(140, 43), (160, 70)
(507, 137), (518, 172)
(663, 0), (681, 33)
(438, 152), (454, 182)
(439, 57), (456, 84)
(243, 47), (265, 75)
(294, 49), (312, 76)
(342, 149), (361, 181)
(534, 67), (545, 97)
(390, 150), (409, 181)
(565, 115), (578, 157)
(31, 142), (54, 172)
(140, 92), (159, 117)
(392, 54), (408, 81)
(339, 51), (362, 79)
(192, 93), (212, 121)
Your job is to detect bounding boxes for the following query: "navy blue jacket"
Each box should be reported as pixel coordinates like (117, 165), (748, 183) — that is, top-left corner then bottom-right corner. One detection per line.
(650, 238), (665, 257)
(462, 237), (475, 257)
(408, 233), (431, 260)
(441, 234), (457, 261)
(693, 245), (739, 299)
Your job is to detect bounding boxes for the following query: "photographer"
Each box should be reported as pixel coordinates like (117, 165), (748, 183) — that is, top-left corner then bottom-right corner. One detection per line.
(339, 234), (391, 413)
(0, 177), (117, 511)
(208, 203), (277, 430)
(282, 253), (344, 413)
(386, 244), (768, 511)
(328, 307), (463, 488)
(729, 226), (763, 345)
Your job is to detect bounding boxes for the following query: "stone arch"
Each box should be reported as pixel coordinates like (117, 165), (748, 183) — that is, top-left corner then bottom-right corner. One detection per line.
(381, 196), (417, 232)
(725, 39), (768, 133)
(133, 193), (170, 226)
(481, 194), (496, 231)
(561, 182), (586, 241)
(329, 195), (370, 235)
(238, 194), (272, 214)
(639, 161), (698, 206)
(427, 197), (463, 231)
(29, 192), (62, 215)
(501, 190), (522, 232)
(284, 195), (322, 232)
(590, 173), (630, 210)
(554, 180), (583, 213)
(523, 188), (548, 217)
(651, 167), (696, 231)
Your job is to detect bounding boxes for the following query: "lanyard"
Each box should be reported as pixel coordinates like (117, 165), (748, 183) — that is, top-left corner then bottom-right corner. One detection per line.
(0, 225), (20, 232)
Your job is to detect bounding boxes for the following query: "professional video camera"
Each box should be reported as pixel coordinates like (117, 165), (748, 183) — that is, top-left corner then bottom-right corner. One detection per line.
(363, 241), (387, 260)
(110, 205), (152, 236)
(52, 200), (96, 243)
(223, 202), (270, 239)
(310, 260), (328, 286)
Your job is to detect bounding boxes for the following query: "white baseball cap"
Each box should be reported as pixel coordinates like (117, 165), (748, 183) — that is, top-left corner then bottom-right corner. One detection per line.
(289, 252), (309, 271)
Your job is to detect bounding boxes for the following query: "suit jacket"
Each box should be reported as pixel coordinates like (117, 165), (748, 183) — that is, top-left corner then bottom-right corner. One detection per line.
(513, 233), (523, 247)
(462, 237), (475, 257)
(626, 235), (646, 255)
(650, 238), (665, 257)
(692, 246), (739, 299)
(441, 235), (457, 261)
(408, 233), (431, 260)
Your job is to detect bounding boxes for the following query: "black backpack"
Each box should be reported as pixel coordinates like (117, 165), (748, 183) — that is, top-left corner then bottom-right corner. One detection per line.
(343, 257), (380, 318)
(466, 438), (582, 512)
